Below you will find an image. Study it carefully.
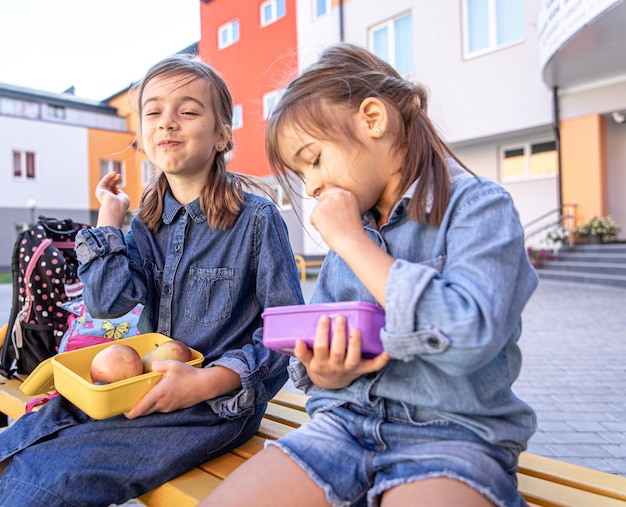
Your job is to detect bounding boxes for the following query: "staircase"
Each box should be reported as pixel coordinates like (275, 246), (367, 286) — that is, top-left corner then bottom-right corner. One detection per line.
(537, 242), (626, 288)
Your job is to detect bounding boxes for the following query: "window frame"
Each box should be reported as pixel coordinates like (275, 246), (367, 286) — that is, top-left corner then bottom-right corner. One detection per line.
(232, 104), (243, 130)
(262, 89), (285, 120)
(500, 139), (558, 182)
(141, 158), (157, 187)
(314, 0), (332, 19)
(368, 12), (413, 77)
(12, 150), (37, 181)
(100, 159), (126, 187)
(461, 0), (524, 59)
(260, 0), (286, 27)
(218, 18), (240, 49)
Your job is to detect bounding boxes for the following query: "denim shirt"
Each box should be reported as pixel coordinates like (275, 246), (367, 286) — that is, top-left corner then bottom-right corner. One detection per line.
(290, 159), (538, 452)
(75, 191), (304, 419)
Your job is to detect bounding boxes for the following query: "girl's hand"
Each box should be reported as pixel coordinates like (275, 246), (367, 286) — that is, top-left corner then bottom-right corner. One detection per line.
(96, 172), (131, 227)
(124, 360), (206, 418)
(295, 315), (390, 390)
(124, 361), (241, 419)
(310, 188), (368, 255)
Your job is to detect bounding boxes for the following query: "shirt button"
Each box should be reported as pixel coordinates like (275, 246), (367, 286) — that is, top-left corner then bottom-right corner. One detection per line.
(427, 336), (441, 348)
(174, 244), (181, 252)
(163, 284), (170, 295)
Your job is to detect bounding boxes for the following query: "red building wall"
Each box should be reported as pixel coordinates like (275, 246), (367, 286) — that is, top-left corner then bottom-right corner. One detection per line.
(199, 0), (298, 177)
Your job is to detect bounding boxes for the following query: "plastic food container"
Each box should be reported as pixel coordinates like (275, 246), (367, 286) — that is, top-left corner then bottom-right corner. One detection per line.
(262, 301), (385, 358)
(20, 333), (203, 420)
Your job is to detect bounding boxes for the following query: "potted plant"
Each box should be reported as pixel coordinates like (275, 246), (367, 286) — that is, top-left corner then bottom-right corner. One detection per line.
(575, 215), (621, 243)
(545, 224), (569, 252)
(527, 246), (555, 269)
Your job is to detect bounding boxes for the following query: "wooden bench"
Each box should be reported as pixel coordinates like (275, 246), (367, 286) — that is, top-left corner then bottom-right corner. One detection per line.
(294, 254), (324, 282)
(2, 326), (626, 506)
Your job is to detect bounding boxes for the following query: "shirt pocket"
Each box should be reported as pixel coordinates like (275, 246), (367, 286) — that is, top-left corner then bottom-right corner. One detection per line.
(185, 266), (234, 325)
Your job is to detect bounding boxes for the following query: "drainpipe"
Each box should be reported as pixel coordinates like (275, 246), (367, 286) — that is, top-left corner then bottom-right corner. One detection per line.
(339, 0), (344, 41)
(552, 86), (563, 209)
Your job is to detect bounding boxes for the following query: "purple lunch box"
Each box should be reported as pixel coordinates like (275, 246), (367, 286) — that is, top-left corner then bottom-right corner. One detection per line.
(262, 301), (385, 358)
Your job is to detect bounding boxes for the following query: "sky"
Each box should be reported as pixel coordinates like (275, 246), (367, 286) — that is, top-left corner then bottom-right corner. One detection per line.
(0, 0), (201, 101)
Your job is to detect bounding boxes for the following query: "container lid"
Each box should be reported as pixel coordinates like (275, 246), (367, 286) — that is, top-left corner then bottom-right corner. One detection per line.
(262, 301), (383, 318)
(20, 357), (55, 395)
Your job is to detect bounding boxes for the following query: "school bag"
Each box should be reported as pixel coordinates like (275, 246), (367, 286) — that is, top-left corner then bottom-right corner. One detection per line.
(0, 216), (90, 378)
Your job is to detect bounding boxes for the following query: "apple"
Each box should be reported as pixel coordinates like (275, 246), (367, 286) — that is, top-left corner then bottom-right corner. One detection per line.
(142, 340), (192, 373)
(90, 343), (144, 384)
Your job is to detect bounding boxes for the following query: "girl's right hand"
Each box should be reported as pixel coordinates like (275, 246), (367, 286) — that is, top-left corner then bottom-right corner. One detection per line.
(294, 314), (390, 390)
(96, 172), (131, 227)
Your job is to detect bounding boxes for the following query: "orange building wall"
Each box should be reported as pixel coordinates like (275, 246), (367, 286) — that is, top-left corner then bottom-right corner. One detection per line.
(87, 129), (143, 210)
(560, 114), (608, 224)
(199, 0), (299, 177)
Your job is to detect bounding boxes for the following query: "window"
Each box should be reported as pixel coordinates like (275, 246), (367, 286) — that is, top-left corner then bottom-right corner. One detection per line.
(232, 104), (243, 130)
(45, 104), (66, 120)
(370, 13), (413, 77)
(261, 0), (286, 27)
(501, 140), (557, 180)
(100, 159), (125, 186)
(218, 19), (240, 49)
(315, 0), (331, 18)
(141, 159), (157, 187)
(262, 89), (285, 120)
(272, 183), (292, 209)
(463, 0), (524, 57)
(13, 150), (36, 180)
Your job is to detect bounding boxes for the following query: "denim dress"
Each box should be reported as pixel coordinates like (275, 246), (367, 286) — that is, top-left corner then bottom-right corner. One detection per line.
(0, 191), (304, 506)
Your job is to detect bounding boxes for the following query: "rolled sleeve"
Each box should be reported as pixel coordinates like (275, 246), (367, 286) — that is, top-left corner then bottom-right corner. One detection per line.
(75, 226), (127, 264)
(382, 259), (451, 361)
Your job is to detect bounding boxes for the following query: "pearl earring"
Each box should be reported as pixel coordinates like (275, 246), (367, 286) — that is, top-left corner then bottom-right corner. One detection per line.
(218, 144), (223, 150)
(375, 128), (383, 135)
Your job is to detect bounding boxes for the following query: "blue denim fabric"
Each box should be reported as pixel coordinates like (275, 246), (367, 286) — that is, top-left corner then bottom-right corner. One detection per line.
(0, 191), (304, 506)
(289, 159), (538, 454)
(269, 401), (527, 507)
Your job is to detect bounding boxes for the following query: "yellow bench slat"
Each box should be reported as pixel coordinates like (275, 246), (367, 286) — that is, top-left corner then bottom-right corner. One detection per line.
(517, 473), (626, 507)
(271, 389), (309, 411)
(263, 401), (310, 427)
(138, 466), (220, 507)
(518, 453), (626, 502)
(0, 375), (40, 421)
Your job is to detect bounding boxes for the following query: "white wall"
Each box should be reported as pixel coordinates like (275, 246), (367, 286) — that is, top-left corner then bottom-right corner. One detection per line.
(0, 115), (90, 210)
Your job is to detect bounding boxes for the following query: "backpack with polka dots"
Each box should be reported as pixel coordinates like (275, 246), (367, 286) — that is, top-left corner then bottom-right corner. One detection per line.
(0, 216), (90, 378)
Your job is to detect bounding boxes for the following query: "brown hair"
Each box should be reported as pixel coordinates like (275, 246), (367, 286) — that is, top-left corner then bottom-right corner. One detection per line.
(135, 54), (267, 231)
(266, 43), (469, 225)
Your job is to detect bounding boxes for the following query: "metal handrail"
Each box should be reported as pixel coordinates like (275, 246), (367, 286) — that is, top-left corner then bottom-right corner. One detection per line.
(524, 203), (577, 247)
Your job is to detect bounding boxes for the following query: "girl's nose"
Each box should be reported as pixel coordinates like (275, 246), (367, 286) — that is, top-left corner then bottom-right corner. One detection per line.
(305, 178), (322, 198)
(158, 115), (177, 131)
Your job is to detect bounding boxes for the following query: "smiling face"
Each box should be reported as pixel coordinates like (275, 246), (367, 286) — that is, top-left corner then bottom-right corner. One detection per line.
(140, 73), (228, 181)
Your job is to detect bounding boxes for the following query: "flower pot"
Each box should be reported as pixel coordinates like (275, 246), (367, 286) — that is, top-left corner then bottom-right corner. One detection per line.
(587, 234), (603, 244)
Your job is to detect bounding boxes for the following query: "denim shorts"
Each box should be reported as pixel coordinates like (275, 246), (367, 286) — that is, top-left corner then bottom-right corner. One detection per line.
(266, 400), (528, 507)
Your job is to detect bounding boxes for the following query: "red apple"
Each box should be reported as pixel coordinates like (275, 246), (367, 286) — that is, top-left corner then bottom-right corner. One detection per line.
(142, 340), (192, 373)
(90, 343), (143, 384)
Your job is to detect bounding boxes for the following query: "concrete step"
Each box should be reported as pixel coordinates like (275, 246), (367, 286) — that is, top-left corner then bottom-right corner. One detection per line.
(535, 242), (626, 287)
(542, 260), (626, 274)
(537, 269), (626, 288)
(556, 252), (626, 264)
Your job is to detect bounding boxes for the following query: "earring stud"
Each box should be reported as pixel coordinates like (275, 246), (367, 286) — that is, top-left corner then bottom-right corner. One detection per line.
(375, 128), (382, 135)
(218, 144), (223, 149)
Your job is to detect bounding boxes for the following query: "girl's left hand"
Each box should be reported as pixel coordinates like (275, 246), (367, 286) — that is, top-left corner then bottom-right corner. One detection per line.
(124, 360), (208, 418)
(295, 315), (390, 390)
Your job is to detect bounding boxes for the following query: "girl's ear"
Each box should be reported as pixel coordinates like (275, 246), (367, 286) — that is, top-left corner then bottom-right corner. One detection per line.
(358, 97), (388, 139)
(216, 125), (232, 151)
